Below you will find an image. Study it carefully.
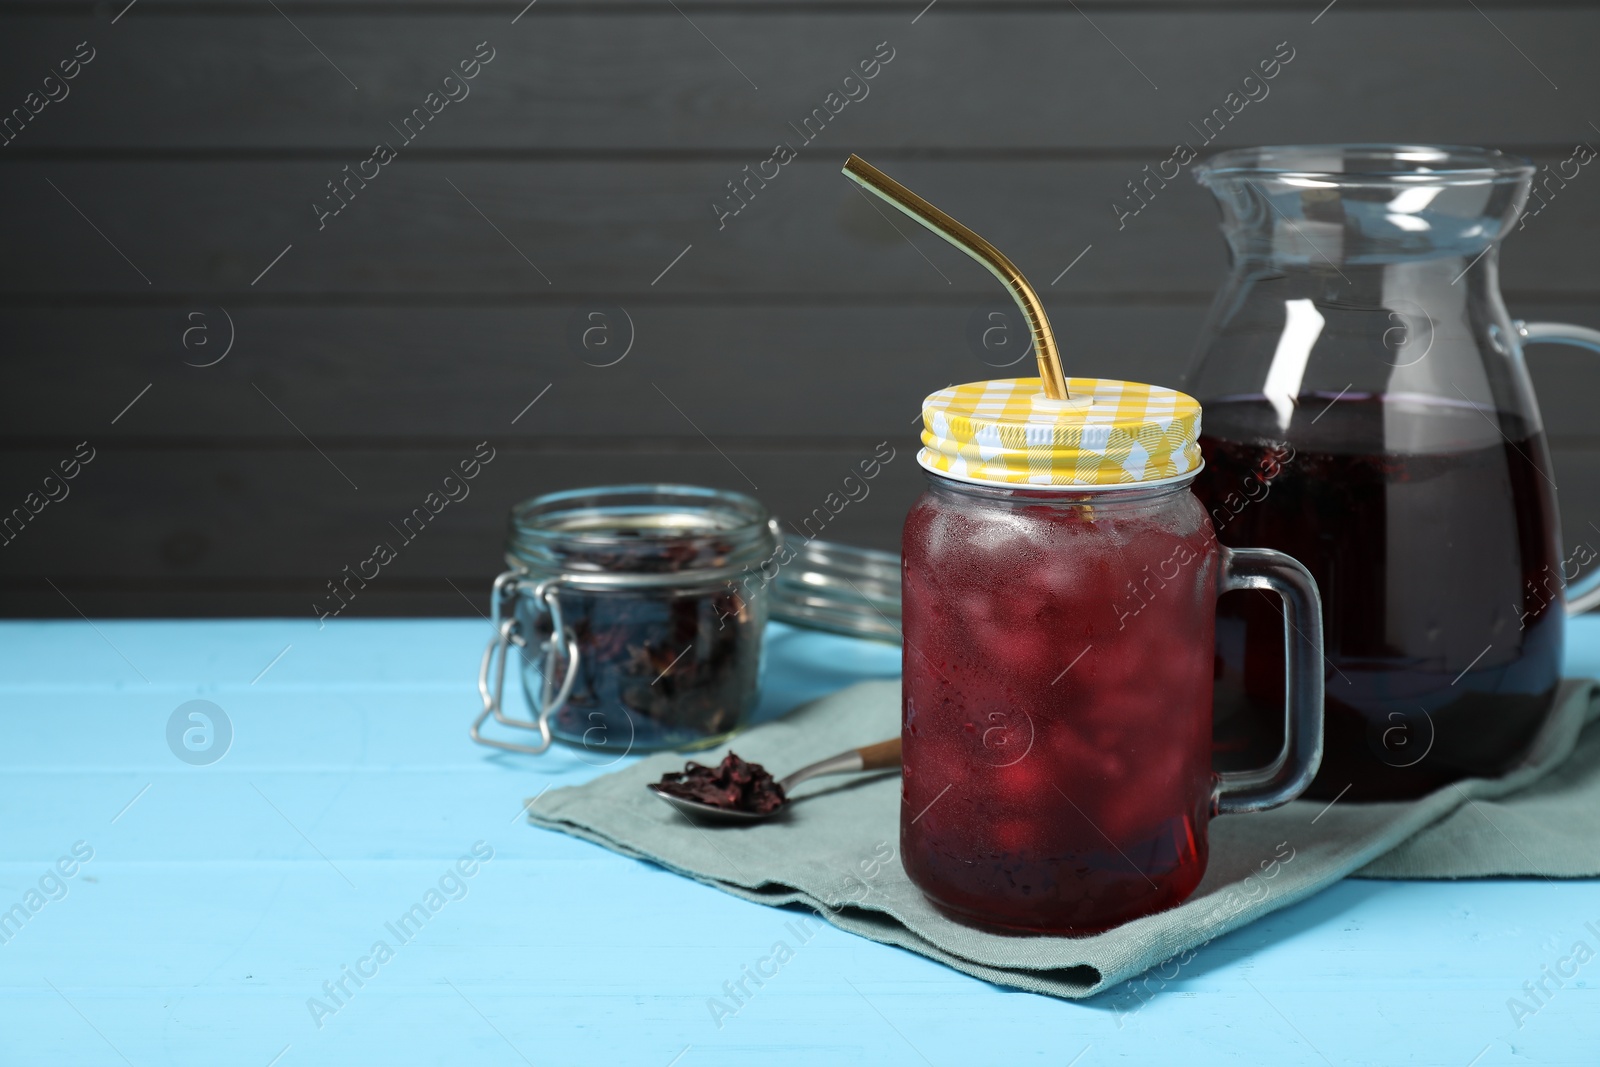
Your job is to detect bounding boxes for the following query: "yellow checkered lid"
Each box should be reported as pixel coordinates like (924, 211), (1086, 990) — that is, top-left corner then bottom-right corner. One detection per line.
(919, 377), (1202, 488)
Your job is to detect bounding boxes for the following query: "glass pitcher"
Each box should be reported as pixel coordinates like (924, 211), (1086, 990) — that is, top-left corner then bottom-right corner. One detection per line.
(1186, 144), (1600, 801)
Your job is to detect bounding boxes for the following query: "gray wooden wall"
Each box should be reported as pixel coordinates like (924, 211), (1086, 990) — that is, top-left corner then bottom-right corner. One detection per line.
(3, 0), (1599, 616)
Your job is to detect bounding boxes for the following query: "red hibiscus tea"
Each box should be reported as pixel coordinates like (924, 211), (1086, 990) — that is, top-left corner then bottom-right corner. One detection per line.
(902, 481), (1221, 932)
(846, 145), (1319, 935)
(901, 377), (1323, 935)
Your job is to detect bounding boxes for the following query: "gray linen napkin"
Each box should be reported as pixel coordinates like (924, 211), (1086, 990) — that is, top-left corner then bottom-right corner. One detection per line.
(527, 678), (1600, 999)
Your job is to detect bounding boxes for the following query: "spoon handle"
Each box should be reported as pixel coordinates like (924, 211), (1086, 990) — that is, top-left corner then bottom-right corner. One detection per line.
(778, 735), (902, 794)
(856, 736), (902, 771)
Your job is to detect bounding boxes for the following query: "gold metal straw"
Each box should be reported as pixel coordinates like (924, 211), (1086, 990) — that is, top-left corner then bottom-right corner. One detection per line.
(841, 154), (1070, 400)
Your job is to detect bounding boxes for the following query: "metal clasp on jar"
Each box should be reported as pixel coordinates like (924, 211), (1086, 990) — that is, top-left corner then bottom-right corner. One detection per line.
(469, 569), (581, 754)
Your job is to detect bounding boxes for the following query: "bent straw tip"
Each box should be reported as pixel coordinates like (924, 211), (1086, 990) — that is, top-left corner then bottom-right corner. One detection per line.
(836, 153), (1069, 402)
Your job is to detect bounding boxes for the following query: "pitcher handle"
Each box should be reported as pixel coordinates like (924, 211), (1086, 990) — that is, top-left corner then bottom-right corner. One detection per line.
(1515, 320), (1600, 615)
(1213, 547), (1326, 815)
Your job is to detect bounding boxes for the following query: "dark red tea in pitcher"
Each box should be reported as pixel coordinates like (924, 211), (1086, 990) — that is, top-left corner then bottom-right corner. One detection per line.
(1196, 394), (1563, 800)
(1187, 145), (1596, 800)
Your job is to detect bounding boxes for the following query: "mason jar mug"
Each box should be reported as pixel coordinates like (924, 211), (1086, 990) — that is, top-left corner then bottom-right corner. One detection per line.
(901, 377), (1325, 934)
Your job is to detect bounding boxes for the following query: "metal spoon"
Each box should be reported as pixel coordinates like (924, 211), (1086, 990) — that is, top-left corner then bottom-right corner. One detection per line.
(648, 737), (902, 822)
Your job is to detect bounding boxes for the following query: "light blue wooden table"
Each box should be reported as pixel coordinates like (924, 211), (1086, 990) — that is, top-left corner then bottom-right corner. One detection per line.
(2, 616), (1597, 1066)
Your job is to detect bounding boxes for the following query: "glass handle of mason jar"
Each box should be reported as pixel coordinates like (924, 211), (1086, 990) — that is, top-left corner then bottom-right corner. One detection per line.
(1213, 547), (1326, 815)
(1515, 319), (1600, 615)
(469, 577), (581, 755)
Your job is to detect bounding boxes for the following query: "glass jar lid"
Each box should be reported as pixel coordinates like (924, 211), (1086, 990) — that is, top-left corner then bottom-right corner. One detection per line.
(506, 484), (779, 586)
(768, 538), (901, 643)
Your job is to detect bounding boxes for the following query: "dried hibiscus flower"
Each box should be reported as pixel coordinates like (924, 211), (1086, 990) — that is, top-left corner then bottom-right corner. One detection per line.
(654, 752), (786, 815)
